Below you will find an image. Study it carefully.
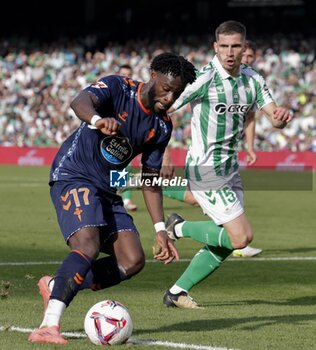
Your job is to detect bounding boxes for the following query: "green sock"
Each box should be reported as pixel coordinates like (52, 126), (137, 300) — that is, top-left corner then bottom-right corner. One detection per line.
(122, 189), (132, 200)
(175, 245), (232, 291)
(181, 221), (233, 250)
(163, 187), (186, 202)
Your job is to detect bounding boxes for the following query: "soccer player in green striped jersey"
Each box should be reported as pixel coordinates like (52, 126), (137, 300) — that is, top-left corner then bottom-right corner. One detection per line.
(161, 20), (292, 309)
(162, 40), (262, 258)
(232, 39), (261, 257)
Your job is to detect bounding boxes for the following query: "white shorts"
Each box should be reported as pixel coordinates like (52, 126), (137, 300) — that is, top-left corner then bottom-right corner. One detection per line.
(189, 171), (244, 225)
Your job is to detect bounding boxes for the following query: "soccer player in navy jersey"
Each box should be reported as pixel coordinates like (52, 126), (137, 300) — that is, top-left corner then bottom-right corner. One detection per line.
(28, 52), (196, 344)
(116, 64), (139, 212)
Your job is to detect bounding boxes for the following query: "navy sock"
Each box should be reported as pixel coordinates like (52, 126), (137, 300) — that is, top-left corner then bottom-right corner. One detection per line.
(51, 250), (93, 306)
(81, 256), (123, 291)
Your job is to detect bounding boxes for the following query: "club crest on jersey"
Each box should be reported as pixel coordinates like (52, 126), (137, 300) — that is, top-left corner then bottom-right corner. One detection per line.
(158, 118), (168, 134)
(100, 136), (132, 164)
(214, 103), (251, 114)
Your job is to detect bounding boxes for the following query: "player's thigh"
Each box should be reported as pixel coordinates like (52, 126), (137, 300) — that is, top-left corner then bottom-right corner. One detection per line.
(50, 181), (108, 242)
(69, 226), (101, 259)
(192, 183), (244, 226)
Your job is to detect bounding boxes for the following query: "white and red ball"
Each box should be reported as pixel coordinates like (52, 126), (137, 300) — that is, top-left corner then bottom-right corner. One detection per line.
(84, 300), (133, 346)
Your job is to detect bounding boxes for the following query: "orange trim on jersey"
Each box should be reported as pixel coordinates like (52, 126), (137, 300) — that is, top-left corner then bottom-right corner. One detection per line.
(71, 250), (92, 265)
(74, 272), (84, 284)
(75, 272), (84, 281)
(74, 276), (83, 285)
(137, 83), (150, 115)
(144, 128), (155, 143)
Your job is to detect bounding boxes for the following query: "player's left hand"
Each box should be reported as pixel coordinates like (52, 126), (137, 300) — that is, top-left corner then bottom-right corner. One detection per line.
(246, 149), (257, 165)
(153, 231), (179, 264)
(273, 107), (292, 124)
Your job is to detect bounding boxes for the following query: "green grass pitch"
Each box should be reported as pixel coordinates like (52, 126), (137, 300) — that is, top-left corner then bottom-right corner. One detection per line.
(0, 165), (315, 350)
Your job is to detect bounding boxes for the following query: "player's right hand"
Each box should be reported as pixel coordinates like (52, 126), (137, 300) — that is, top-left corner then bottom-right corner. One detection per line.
(160, 164), (175, 180)
(160, 148), (175, 180)
(95, 118), (121, 135)
(273, 107), (292, 124)
(153, 231), (179, 264)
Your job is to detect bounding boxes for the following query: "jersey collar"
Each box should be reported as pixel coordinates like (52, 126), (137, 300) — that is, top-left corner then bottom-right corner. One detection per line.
(137, 83), (151, 115)
(212, 55), (242, 80)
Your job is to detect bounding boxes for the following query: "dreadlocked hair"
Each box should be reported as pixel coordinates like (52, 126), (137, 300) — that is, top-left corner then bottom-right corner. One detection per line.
(150, 52), (196, 85)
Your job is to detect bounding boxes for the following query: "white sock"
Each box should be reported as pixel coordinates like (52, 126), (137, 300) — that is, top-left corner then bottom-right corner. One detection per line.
(40, 299), (66, 328)
(48, 278), (54, 291)
(170, 285), (187, 295)
(174, 222), (184, 238)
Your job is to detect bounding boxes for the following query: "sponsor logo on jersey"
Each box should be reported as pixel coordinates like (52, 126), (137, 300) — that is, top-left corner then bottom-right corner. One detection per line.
(122, 77), (136, 87)
(213, 103), (251, 114)
(118, 111), (128, 122)
(216, 86), (225, 94)
(91, 81), (108, 89)
(100, 136), (132, 164)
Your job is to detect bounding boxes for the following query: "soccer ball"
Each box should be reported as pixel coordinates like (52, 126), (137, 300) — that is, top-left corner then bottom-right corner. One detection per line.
(84, 300), (133, 346)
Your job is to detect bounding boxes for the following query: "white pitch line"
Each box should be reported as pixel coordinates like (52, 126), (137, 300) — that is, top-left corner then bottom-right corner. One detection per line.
(0, 261), (61, 266)
(0, 183), (46, 187)
(230, 256), (316, 261)
(1, 256), (316, 266)
(0, 326), (85, 338)
(130, 338), (238, 350)
(0, 325), (239, 350)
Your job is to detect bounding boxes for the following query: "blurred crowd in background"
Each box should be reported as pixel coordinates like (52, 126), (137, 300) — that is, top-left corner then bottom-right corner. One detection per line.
(0, 33), (315, 151)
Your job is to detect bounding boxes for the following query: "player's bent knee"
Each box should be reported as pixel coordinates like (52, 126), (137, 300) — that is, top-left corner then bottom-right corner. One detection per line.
(228, 228), (253, 249)
(120, 254), (145, 279)
(231, 236), (249, 249)
(225, 217), (253, 249)
(69, 228), (101, 259)
(70, 241), (100, 260)
(184, 191), (198, 206)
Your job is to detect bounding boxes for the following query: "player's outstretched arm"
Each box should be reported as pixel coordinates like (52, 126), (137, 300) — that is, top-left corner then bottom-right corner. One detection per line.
(141, 168), (179, 264)
(160, 147), (175, 180)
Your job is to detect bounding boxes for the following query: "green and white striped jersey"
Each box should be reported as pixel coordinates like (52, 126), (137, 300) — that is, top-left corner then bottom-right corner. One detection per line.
(172, 55), (274, 178)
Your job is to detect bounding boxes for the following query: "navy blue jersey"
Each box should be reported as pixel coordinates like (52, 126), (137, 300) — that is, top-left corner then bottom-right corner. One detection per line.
(50, 75), (173, 194)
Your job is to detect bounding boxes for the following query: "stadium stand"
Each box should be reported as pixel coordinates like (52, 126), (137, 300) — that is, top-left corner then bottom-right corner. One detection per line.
(0, 34), (315, 151)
